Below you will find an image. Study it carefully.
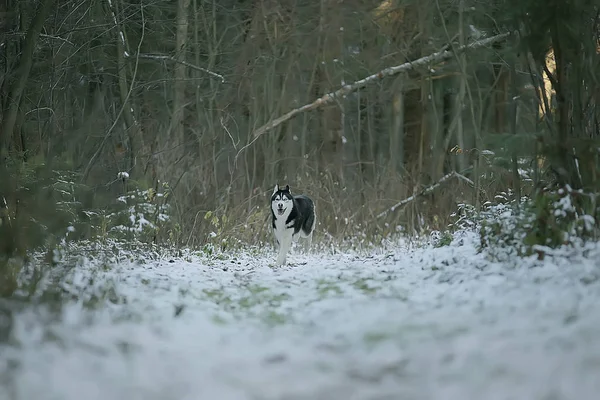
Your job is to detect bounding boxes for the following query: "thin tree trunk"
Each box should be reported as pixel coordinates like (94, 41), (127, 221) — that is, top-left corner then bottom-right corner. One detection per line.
(299, 0), (325, 177)
(319, 0), (344, 182)
(418, 80), (427, 184)
(0, 0), (54, 155)
(509, 58), (521, 205)
(112, 0), (143, 178)
(454, 0), (467, 172)
(170, 0), (191, 151)
(429, 79), (444, 180)
(550, 21), (579, 188)
(390, 79), (405, 174)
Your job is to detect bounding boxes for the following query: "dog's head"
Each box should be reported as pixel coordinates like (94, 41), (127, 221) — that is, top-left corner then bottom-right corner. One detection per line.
(271, 184), (292, 218)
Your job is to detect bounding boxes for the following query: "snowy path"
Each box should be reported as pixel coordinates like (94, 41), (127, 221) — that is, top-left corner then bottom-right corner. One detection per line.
(3, 232), (600, 400)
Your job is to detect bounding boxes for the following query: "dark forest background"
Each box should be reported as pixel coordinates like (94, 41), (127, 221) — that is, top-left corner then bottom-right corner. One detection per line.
(0, 0), (598, 261)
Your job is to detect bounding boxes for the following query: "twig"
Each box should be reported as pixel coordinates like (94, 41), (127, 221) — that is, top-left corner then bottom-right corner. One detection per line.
(220, 116), (238, 150)
(132, 53), (225, 83)
(251, 32), (511, 140)
(186, 209), (205, 248)
(376, 171), (474, 219)
(24, 107), (55, 116)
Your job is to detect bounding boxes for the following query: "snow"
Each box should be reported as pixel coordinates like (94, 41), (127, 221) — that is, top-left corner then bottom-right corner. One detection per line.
(2, 232), (600, 400)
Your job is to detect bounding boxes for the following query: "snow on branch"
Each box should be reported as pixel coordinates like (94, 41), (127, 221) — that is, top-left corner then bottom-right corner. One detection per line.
(376, 171), (475, 219)
(131, 53), (226, 83)
(251, 32), (511, 139)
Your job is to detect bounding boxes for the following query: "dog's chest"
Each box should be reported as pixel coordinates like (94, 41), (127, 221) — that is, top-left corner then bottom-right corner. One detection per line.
(273, 215), (293, 239)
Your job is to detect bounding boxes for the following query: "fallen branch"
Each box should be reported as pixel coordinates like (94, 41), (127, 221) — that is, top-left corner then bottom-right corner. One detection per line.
(376, 171), (474, 219)
(251, 32), (511, 139)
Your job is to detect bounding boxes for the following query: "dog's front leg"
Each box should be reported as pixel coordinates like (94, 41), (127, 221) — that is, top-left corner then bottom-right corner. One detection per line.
(276, 229), (293, 265)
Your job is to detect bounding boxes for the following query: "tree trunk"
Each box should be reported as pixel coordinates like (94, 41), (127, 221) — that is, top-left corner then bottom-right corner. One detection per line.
(319, 0), (345, 182)
(454, 0), (467, 172)
(112, 0), (143, 178)
(509, 57), (521, 205)
(390, 79), (405, 174)
(550, 20), (579, 188)
(0, 0), (54, 155)
(429, 79), (444, 180)
(170, 0), (191, 152)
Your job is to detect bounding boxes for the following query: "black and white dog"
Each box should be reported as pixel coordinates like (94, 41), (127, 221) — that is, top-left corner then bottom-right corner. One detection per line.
(270, 184), (316, 265)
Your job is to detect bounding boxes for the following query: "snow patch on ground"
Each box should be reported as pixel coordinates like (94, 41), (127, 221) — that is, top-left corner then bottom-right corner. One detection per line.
(2, 232), (600, 400)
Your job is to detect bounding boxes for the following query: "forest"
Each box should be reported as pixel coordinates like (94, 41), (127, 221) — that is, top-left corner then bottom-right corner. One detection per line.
(0, 0), (599, 280)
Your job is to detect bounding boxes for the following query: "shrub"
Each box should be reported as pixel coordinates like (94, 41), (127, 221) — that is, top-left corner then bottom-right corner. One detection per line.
(103, 178), (172, 244)
(478, 185), (598, 260)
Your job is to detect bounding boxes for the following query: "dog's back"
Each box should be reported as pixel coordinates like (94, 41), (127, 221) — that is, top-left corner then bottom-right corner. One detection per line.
(293, 194), (315, 237)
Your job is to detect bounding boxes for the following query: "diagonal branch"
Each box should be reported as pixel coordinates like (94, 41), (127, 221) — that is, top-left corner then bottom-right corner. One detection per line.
(376, 171), (474, 219)
(251, 32), (512, 140)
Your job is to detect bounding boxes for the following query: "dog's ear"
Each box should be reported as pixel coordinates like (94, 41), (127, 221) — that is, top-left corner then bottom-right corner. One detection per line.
(285, 184), (290, 193)
(273, 184), (279, 194)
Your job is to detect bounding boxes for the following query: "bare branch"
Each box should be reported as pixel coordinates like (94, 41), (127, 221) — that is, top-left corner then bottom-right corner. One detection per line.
(251, 32), (512, 139)
(7, 32), (74, 45)
(376, 171), (475, 219)
(131, 53), (225, 83)
(453, 172), (475, 187)
(220, 116), (238, 150)
(24, 107), (55, 116)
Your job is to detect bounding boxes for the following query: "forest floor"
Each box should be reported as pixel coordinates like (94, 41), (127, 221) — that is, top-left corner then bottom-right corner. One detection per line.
(2, 230), (600, 400)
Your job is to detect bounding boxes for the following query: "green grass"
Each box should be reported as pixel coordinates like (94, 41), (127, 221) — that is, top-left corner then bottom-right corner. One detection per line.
(352, 278), (379, 295)
(316, 279), (343, 298)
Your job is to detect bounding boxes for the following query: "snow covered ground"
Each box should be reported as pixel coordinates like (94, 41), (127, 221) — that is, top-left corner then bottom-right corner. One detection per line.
(2, 231), (600, 400)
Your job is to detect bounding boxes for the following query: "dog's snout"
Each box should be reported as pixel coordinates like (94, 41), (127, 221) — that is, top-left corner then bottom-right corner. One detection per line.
(277, 203), (284, 209)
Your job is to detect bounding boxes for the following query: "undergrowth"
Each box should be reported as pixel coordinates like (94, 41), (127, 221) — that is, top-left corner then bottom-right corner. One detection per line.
(448, 185), (599, 260)
(0, 176), (598, 350)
